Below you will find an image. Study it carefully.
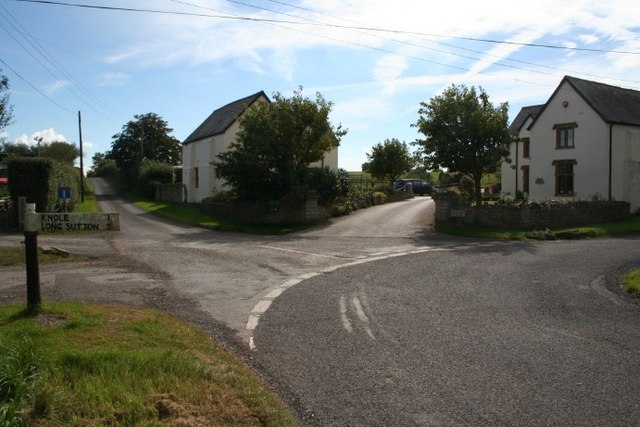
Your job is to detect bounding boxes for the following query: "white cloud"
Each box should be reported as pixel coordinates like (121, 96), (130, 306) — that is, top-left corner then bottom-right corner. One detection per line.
(45, 80), (70, 95)
(98, 72), (130, 87)
(14, 129), (68, 146)
(578, 34), (599, 44)
(373, 55), (408, 96)
(92, 0), (640, 95)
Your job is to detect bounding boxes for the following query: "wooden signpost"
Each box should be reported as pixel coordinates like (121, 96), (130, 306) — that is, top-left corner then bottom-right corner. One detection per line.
(23, 203), (120, 308)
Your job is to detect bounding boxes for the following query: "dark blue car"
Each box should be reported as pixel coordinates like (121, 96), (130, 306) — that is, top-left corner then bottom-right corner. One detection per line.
(394, 179), (434, 196)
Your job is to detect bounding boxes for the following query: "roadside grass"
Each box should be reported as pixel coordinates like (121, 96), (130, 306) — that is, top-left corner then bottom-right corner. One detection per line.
(133, 198), (311, 235)
(435, 214), (640, 240)
(0, 303), (295, 426)
(73, 179), (101, 213)
(0, 246), (90, 267)
(623, 270), (640, 297)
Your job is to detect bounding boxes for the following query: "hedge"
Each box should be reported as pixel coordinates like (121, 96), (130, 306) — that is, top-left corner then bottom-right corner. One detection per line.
(7, 157), (79, 212)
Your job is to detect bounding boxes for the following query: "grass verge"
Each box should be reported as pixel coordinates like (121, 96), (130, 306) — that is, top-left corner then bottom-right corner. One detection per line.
(74, 179), (101, 213)
(435, 214), (640, 240)
(0, 246), (90, 267)
(0, 303), (295, 426)
(623, 270), (640, 297)
(133, 199), (311, 235)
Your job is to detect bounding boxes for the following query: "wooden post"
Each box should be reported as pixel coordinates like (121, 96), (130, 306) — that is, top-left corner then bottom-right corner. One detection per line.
(23, 204), (41, 309)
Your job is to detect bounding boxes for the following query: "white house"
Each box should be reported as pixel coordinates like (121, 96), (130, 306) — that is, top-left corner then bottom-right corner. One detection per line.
(501, 76), (640, 212)
(182, 91), (339, 203)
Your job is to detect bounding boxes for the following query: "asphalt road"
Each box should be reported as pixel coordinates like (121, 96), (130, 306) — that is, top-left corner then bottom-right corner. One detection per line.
(2, 181), (639, 426)
(253, 237), (640, 426)
(0, 179), (437, 344)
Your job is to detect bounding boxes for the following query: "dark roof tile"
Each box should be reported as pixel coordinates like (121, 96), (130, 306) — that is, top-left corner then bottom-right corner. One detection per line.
(510, 104), (544, 133)
(183, 91), (269, 144)
(564, 76), (640, 126)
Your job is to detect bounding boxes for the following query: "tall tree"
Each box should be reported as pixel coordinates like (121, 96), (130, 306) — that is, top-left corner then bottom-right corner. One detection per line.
(110, 113), (181, 179)
(0, 70), (14, 143)
(40, 140), (79, 166)
(414, 84), (512, 205)
(0, 141), (34, 157)
(362, 138), (414, 185)
(214, 89), (346, 202)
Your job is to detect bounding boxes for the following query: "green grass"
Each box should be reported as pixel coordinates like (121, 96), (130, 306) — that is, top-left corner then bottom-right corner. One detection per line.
(133, 198), (311, 235)
(0, 246), (90, 267)
(0, 303), (295, 426)
(623, 270), (640, 297)
(436, 214), (640, 240)
(73, 179), (101, 213)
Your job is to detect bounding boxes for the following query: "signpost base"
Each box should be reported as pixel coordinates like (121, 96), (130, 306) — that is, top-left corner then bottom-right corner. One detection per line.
(24, 230), (41, 309)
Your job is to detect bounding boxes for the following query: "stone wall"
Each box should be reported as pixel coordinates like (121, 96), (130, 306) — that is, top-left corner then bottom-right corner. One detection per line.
(155, 183), (185, 203)
(201, 194), (330, 224)
(434, 192), (630, 229)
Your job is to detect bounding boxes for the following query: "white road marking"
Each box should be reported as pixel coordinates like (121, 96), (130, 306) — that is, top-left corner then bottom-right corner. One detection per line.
(258, 245), (344, 259)
(247, 245), (457, 350)
(251, 300), (272, 314)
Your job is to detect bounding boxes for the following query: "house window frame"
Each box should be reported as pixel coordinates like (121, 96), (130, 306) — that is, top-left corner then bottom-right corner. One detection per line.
(553, 122), (577, 149)
(522, 138), (530, 158)
(553, 159), (576, 196)
(194, 167), (199, 189)
(521, 165), (529, 194)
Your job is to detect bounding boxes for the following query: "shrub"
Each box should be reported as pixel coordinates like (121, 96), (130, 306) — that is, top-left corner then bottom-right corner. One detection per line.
(89, 159), (119, 178)
(373, 191), (387, 205)
(7, 157), (78, 212)
(372, 183), (394, 195)
(138, 160), (174, 198)
(308, 167), (339, 205)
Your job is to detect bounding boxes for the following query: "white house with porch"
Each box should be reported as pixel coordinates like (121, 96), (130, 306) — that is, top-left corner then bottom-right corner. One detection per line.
(501, 76), (640, 212)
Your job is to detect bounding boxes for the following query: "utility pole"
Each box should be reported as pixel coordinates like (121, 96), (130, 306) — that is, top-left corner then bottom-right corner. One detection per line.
(78, 111), (85, 203)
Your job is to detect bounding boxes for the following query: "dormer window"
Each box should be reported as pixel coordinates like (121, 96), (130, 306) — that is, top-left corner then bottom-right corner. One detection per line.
(553, 123), (577, 149)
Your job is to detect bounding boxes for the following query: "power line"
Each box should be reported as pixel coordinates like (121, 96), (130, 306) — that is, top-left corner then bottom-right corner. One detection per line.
(0, 4), (124, 122)
(0, 57), (75, 114)
(15, 0), (640, 55)
(169, 0), (544, 87)
(264, 0), (640, 85)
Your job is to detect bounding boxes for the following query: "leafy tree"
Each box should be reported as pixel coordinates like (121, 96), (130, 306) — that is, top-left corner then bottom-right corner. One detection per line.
(88, 151), (108, 173)
(362, 138), (414, 185)
(39, 140), (79, 166)
(214, 89), (346, 202)
(0, 141), (34, 157)
(138, 159), (175, 197)
(413, 84), (511, 205)
(110, 113), (181, 180)
(0, 70), (14, 143)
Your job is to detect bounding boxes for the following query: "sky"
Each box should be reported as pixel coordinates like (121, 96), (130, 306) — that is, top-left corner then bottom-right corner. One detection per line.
(1, 0), (639, 171)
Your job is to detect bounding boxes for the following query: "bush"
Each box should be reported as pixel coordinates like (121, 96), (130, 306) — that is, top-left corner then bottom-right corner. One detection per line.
(89, 159), (119, 178)
(373, 191), (387, 205)
(308, 167), (339, 205)
(138, 160), (174, 198)
(372, 183), (394, 195)
(7, 157), (78, 212)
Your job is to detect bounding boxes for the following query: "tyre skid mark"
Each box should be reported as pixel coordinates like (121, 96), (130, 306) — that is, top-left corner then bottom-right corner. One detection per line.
(247, 246), (449, 350)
